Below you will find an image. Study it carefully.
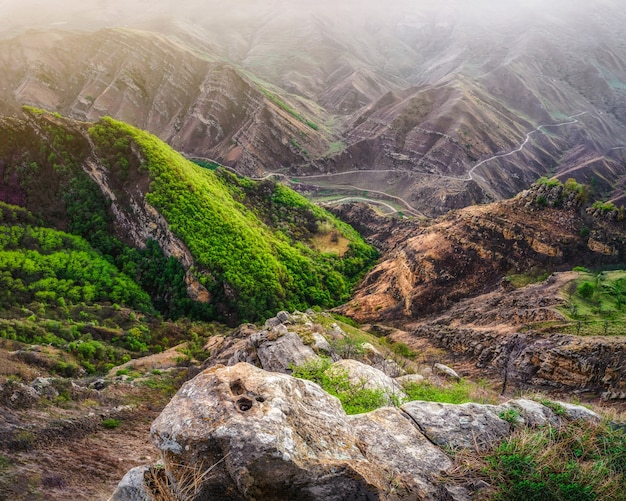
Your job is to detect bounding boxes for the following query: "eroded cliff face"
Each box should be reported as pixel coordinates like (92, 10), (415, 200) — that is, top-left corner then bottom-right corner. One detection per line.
(335, 185), (626, 324)
(16, 110), (213, 303)
(390, 272), (626, 398)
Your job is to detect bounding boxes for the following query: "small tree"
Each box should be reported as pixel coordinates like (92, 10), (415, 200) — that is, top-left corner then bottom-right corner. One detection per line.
(577, 282), (595, 300)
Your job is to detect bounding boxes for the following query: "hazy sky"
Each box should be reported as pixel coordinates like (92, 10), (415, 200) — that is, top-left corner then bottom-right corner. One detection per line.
(0, 0), (616, 32)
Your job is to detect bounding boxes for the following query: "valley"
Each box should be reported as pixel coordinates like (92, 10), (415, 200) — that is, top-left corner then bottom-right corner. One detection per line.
(0, 1), (625, 499)
(0, 1), (625, 215)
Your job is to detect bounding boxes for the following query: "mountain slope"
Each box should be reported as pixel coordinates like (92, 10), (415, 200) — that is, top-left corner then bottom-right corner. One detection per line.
(334, 180), (626, 323)
(0, 28), (329, 176)
(1, 1), (625, 214)
(0, 108), (377, 323)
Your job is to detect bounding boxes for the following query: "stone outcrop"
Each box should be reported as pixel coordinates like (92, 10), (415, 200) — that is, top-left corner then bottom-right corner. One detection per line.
(348, 408), (461, 500)
(401, 401), (510, 450)
(327, 359), (407, 404)
(147, 363), (461, 500)
(112, 362), (603, 501)
(203, 313), (323, 374)
(254, 331), (318, 373)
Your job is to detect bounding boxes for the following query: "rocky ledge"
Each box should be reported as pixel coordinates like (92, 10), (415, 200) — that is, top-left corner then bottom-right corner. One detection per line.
(109, 311), (604, 501)
(111, 362), (601, 501)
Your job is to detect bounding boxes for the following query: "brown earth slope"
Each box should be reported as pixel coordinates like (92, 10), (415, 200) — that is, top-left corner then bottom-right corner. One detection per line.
(335, 182), (626, 324)
(0, 29), (328, 176)
(387, 272), (626, 400)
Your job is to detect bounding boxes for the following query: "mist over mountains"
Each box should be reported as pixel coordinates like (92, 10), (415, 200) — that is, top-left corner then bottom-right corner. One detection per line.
(1, 0), (625, 215)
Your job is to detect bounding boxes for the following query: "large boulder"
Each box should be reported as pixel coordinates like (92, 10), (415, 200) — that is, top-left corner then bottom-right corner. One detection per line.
(401, 401), (510, 450)
(327, 359), (407, 404)
(495, 398), (558, 428)
(202, 323), (319, 374)
(349, 408), (466, 500)
(150, 363), (384, 500)
(146, 363), (465, 500)
(254, 331), (319, 374)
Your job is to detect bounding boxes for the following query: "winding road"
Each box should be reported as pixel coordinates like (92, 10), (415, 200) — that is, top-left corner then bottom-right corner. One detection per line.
(183, 111), (601, 217)
(459, 111), (589, 182)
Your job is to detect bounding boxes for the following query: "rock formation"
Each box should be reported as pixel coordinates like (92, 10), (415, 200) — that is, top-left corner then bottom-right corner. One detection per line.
(336, 184), (626, 324)
(111, 361), (603, 501)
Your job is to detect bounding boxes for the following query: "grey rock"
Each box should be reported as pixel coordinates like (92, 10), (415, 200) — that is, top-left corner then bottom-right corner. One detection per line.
(291, 311), (311, 324)
(108, 465), (150, 501)
(205, 325), (260, 369)
(358, 343), (405, 377)
(263, 316), (283, 329)
(402, 401), (510, 450)
(116, 362), (607, 501)
(268, 323), (289, 338)
(374, 358), (406, 378)
(603, 390), (626, 400)
(327, 359), (407, 404)
(328, 322), (346, 339)
(256, 331), (319, 373)
(226, 347), (257, 367)
(31, 377), (59, 399)
(497, 399), (558, 427)
(557, 401), (601, 423)
(276, 310), (292, 324)
(311, 332), (340, 361)
(349, 407), (468, 500)
(433, 363), (461, 381)
(150, 363), (390, 500)
(360, 342), (382, 356)
(396, 374), (425, 386)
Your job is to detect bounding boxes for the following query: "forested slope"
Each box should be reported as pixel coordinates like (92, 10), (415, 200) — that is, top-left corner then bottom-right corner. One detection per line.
(0, 108), (377, 324)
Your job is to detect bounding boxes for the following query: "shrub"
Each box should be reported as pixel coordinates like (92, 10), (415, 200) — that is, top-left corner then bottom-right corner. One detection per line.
(578, 282), (595, 299)
(101, 418), (120, 429)
(291, 358), (386, 415)
(536, 176), (562, 188)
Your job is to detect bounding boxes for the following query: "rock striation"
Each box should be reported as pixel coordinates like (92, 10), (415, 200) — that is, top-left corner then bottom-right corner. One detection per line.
(335, 184), (626, 324)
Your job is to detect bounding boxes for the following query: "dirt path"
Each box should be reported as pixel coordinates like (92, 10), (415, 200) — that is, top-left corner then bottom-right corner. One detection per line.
(183, 112), (599, 217)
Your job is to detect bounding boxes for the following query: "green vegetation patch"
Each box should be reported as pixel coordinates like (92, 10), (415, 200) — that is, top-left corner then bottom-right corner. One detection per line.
(101, 418), (121, 429)
(469, 420), (626, 501)
(402, 380), (478, 405)
(291, 358), (387, 415)
(0, 223), (152, 312)
(559, 269), (626, 336)
(505, 269), (550, 289)
(89, 117), (377, 322)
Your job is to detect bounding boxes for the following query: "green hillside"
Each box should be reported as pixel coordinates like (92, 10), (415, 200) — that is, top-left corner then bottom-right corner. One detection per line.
(0, 109), (377, 323)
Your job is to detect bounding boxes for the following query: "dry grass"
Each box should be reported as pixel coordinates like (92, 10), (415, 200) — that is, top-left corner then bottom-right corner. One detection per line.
(310, 230), (351, 255)
(443, 401), (626, 501)
(145, 454), (229, 500)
